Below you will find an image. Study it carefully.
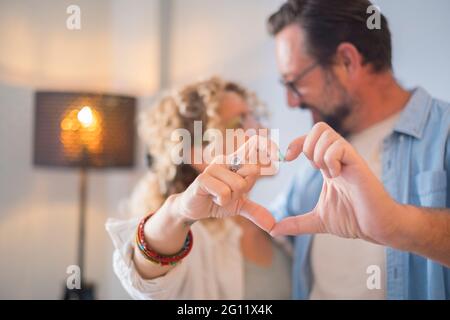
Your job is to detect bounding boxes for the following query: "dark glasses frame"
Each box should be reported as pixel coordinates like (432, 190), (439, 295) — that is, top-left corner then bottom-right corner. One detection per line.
(279, 61), (319, 99)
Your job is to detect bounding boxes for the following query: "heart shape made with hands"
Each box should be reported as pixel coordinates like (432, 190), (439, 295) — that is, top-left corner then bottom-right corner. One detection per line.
(184, 121), (395, 243)
(209, 125), (343, 235)
(210, 134), (281, 232)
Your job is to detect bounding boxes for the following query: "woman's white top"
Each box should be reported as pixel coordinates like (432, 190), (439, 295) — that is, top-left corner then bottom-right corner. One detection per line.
(105, 217), (291, 300)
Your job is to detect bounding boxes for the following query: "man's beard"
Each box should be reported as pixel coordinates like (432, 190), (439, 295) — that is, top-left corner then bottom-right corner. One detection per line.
(300, 102), (352, 137)
(299, 72), (354, 137)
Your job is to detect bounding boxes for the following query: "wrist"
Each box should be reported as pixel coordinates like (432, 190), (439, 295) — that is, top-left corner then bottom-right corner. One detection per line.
(384, 203), (423, 251)
(142, 195), (193, 256)
(166, 194), (198, 228)
(136, 212), (194, 266)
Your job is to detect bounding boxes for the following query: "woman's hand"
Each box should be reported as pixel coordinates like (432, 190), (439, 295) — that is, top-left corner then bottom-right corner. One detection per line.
(174, 135), (280, 232)
(134, 135), (280, 279)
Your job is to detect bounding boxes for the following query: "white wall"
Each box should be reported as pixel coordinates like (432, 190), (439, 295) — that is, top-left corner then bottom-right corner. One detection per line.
(1, 0), (449, 299)
(376, 0), (450, 102)
(0, 0), (160, 95)
(0, 0), (160, 299)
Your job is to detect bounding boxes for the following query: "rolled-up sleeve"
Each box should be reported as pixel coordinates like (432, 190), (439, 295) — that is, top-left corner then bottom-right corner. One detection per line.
(105, 217), (244, 299)
(106, 217), (191, 299)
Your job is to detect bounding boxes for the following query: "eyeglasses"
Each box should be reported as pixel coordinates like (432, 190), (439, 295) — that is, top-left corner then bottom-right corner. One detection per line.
(279, 62), (319, 99)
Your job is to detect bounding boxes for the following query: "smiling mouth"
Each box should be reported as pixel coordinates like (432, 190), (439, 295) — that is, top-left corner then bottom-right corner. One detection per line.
(299, 104), (320, 115)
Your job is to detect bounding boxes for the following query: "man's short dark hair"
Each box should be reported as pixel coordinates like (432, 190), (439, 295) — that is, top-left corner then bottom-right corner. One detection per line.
(267, 0), (392, 72)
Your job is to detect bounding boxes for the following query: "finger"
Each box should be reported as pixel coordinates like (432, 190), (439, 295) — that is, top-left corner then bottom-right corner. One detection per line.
(236, 163), (259, 177)
(206, 164), (248, 201)
(313, 129), (339, 178)
(197, 173), (232, 206)
(222, 129), (250, 160)
(260, 135), (282, 162)
(323, 139), (346, 178)
(284, 135), (306, 162)
(303, 122), (333, 165)
(222, 135), (280, 178)
(236, 164), (259, 192)
(251, 148), (278, 176)
(244, 174), (258, 192)
(269, 212), (322, 236)
(239, 198), (276, 233)
(233, 135), (282, 167)
(232, 134), (259, 162)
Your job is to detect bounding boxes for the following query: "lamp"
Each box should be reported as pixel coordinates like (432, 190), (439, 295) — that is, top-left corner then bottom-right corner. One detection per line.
(33, 91), (136, 299)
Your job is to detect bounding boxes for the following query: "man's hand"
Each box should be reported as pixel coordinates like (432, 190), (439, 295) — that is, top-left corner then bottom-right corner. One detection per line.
(270, 122), (401, 245)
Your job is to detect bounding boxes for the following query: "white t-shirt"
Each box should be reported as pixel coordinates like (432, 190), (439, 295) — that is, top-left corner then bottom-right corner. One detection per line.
(309, 112), (401, 300)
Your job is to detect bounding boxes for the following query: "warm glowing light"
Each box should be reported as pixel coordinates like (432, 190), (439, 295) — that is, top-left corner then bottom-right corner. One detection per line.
(60, 105), (103, 160)
(77, 106), (94, 127)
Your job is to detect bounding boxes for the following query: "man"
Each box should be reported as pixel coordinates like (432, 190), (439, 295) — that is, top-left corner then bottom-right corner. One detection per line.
(266, 0), (450, 299)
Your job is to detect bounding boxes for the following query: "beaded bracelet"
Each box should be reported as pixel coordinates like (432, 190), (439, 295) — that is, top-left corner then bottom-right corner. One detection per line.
(135, 212), (194, 266)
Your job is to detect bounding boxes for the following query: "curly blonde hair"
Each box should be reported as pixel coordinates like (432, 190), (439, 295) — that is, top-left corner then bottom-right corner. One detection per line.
(127, 76), (267, 218)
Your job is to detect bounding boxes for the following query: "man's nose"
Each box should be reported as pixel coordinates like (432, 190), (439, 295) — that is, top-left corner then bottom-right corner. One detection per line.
(286, 89), (301, 108)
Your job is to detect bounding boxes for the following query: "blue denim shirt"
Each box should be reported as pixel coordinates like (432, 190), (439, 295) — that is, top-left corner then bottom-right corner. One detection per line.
(270, 87), (450, 300)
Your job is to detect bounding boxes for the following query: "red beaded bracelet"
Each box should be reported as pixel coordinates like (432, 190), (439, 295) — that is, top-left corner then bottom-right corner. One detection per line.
(135, 212), (194, 266)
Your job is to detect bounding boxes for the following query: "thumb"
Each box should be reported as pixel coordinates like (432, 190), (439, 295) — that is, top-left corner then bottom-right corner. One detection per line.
(284, 135), (306, 162)
(270, 211), (322, 236)
(239, 198), (276, 233)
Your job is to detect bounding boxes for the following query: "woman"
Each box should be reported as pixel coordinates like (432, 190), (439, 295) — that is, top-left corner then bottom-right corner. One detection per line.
(106, 77), (291, 299)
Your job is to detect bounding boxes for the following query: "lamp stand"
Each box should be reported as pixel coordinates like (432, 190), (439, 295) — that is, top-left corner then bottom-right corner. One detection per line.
(63, 164), (95, 300)
(78, 166), (87, 281)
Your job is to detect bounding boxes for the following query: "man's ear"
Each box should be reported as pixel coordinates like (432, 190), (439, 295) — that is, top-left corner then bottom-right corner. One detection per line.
(335, 42), (363, 78)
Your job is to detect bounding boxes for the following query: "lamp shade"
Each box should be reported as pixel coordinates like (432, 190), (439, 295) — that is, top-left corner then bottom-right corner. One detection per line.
(33, 91), (136, 168)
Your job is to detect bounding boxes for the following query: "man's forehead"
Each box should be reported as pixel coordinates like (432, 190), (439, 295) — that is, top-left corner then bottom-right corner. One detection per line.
(275, 24), (309, 77)
(278, 40), (295, 66)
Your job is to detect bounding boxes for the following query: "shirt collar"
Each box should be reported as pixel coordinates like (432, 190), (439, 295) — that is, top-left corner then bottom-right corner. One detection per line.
(393, 87), (432, 139)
